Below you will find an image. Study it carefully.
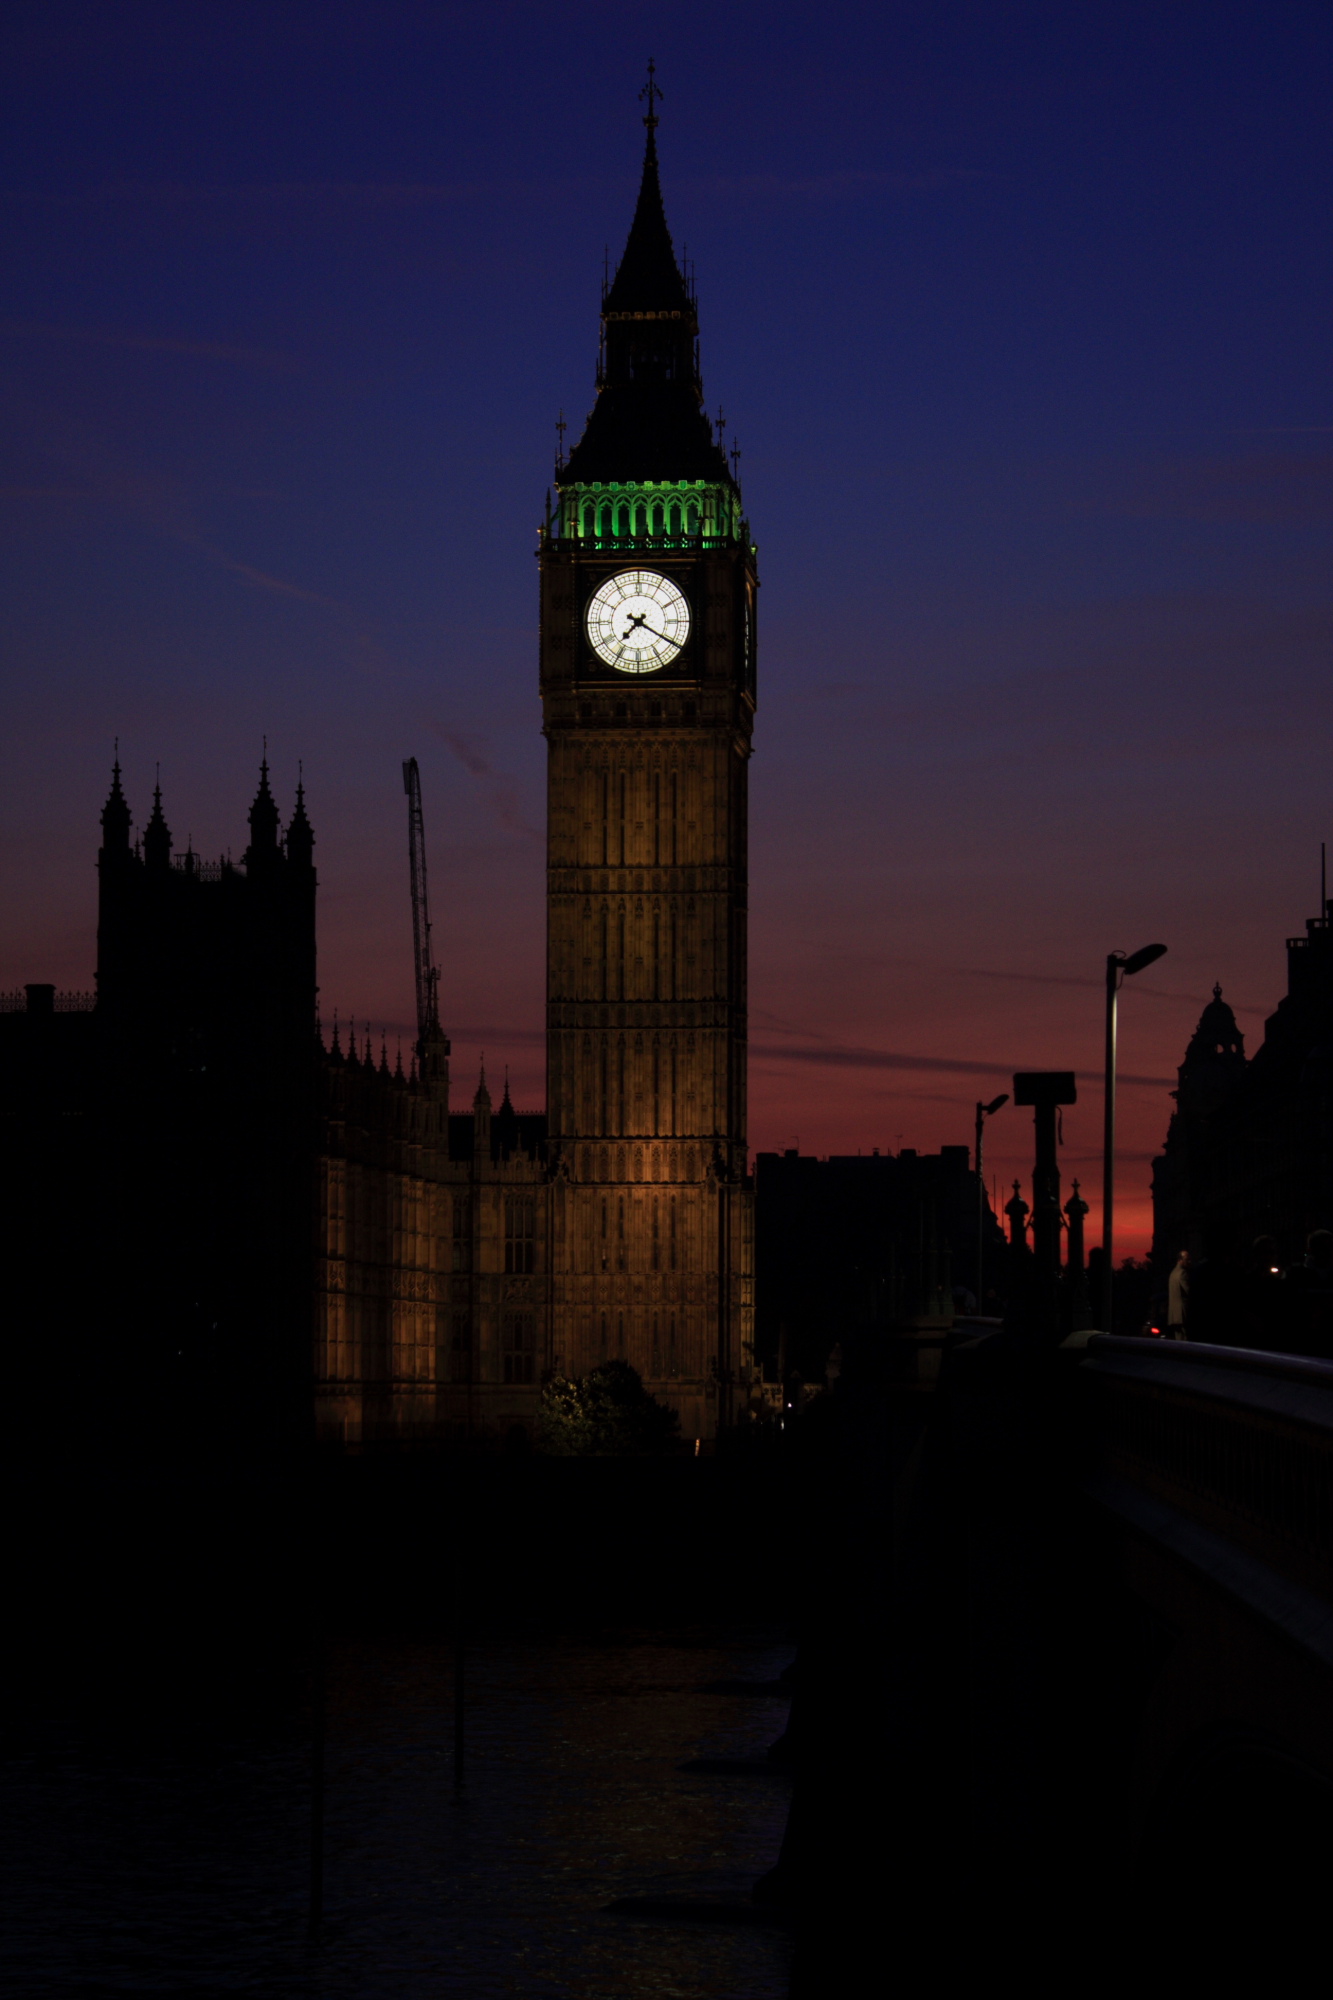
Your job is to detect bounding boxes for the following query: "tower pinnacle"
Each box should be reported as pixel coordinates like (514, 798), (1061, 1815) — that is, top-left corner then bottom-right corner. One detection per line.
(245, 753), (281, 866)
(143, 772), (172, 870)
(101, 750), (132, 851)
(286, 772), (314, 869)
(561, 84), (730, 486)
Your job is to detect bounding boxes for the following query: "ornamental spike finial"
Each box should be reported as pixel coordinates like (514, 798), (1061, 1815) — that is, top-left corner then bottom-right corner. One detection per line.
(640, 56), (662, 129)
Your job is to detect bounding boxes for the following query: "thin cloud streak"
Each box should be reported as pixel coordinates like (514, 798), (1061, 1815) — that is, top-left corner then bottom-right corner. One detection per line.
(0, 320), (294, 370)
(752, 1038), (1170, 1090)
(178, 538), (347, 609)
(944, 965), (1267, 1014)
(429, 723), (542, 845)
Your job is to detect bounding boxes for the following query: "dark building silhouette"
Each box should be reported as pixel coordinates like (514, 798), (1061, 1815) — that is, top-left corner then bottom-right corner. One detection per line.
(1, 761), (555, 1453)
(753, 1144), (1003, 1388)
(1, 758), (317, 1455)
(1152, 894), (1333, 1280)
(0, 982), (100, 1451)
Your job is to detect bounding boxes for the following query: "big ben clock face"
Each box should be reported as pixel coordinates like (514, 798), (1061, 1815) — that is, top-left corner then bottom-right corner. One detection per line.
(585, 569), (689, 674)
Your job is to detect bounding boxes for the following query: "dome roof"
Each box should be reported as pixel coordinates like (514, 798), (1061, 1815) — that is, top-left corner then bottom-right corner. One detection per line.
(1183, 983), (1245, 1067)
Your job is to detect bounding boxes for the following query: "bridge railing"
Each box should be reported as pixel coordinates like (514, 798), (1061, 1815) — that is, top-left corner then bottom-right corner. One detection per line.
(1080, 1334), (1333, 1607)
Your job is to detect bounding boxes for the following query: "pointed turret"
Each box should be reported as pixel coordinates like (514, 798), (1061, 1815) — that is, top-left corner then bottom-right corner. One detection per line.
(494, 1064), (520, 1160)
(286, 774), (314, 870)
(100, 753), (132, 852)
(245, 754), (281, 868)
(562, 74), (730, 487)
(143, 776), (172, 871)
(473, 1058), (492, 1161)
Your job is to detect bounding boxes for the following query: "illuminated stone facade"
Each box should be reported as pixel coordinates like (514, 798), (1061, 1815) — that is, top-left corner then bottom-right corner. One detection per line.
(314, 1033), (549, 1444)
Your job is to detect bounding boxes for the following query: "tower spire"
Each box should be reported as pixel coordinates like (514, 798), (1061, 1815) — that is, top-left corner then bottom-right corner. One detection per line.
(143, 767), (172, 870)
(603, 72), (690, 319)
(561, 71), (730, 487)
(100, 745), (132, 851)
(245, 748), (281, 867)
(286, 766), (314, 869)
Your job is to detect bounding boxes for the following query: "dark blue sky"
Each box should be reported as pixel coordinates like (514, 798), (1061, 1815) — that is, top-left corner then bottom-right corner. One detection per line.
(4, 2), (1331, 1241)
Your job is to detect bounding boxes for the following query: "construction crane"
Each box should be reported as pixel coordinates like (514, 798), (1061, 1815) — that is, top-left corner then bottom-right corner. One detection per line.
(402, 757), (441, 1048)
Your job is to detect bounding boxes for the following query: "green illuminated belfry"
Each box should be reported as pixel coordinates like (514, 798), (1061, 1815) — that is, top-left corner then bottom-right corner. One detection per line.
(553, 97), (746, 549)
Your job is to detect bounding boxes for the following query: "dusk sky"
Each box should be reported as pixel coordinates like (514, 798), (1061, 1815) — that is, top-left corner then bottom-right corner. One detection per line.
(3, 2), (1331, 1251)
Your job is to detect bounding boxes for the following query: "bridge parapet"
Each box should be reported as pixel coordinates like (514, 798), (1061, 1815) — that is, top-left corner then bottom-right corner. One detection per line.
(1082, 1334), (1333, 1624)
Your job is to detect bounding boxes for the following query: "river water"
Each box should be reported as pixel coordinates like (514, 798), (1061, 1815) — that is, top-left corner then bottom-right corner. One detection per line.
(1, 1623), (794, 1998)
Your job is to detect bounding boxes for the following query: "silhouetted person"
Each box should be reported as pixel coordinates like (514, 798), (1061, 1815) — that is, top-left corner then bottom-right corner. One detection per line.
(1167, 1250), (1190, 1340)
(1286, 1229), (1333, 1359)
(1239, 1236), (1285, 1351)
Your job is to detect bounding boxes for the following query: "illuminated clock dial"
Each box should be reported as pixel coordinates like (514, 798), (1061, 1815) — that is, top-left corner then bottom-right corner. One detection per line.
(585, 568), (689, 674)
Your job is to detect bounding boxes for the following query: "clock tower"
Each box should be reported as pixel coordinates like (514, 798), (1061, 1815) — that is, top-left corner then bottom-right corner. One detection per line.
(539, 82), (756, 1437)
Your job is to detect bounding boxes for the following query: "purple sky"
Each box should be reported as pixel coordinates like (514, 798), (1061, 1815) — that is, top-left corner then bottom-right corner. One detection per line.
(3, 2), (1331, 1250)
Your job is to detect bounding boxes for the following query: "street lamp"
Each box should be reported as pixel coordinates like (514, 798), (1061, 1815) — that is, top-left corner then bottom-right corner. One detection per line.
(975, 1093), (1009, 1316)
(1102, 941), (1167, 1331)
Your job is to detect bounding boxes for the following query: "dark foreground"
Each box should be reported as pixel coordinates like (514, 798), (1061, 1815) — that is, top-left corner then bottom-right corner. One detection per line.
(2, 1622), (795, 1998)
(13, 1327), (1333, 1996)
(1, 1452), (808, 1998)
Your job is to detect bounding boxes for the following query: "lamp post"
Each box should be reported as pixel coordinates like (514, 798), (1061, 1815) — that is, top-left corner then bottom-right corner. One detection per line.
(975, 1093), (1009, 1315)
(1102, 942), (1167, 1331)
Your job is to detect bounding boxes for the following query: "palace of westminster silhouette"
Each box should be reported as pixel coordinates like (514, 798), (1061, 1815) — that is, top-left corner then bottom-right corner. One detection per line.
(1, 96), (756, 1448)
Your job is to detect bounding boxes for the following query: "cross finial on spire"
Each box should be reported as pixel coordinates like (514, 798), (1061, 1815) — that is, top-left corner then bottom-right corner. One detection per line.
(640, 56), (662, 129)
